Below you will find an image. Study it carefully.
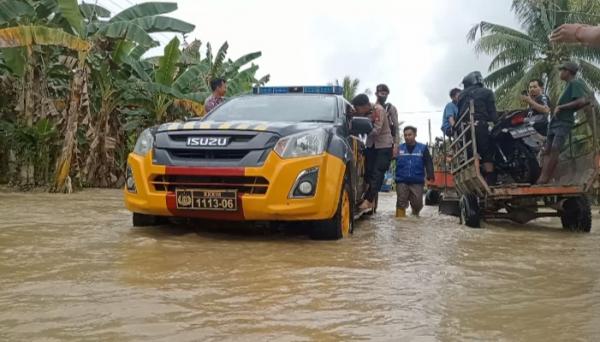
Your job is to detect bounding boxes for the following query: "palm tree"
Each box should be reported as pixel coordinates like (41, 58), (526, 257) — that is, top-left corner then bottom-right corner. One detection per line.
(334, 76), (371, 102)
(467, 0), (600, 109)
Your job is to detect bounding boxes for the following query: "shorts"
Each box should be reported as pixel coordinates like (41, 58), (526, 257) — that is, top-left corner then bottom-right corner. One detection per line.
(545, 125), (571, 151)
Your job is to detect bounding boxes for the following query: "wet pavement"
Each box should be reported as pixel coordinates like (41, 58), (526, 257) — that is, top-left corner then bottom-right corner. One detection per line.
(1, 189), (599, 341)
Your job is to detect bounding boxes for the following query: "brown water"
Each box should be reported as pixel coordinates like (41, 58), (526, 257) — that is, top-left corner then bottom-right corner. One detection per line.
(1, 189), (599, 341)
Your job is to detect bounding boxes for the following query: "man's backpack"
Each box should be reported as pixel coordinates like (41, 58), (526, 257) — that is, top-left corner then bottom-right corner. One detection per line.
(385, 103), (397, 138)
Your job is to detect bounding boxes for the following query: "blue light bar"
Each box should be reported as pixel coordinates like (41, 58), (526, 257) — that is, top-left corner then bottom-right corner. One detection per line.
(252, 86), (343, 95)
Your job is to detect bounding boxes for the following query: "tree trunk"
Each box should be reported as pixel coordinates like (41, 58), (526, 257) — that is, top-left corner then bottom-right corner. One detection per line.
(82, 87), (118, 187)
(51, 65), (89, 193)
(19, 48), (36, 187)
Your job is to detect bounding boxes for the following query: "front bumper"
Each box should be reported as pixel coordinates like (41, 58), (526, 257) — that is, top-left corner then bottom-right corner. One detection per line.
(124, 151), (346, 221)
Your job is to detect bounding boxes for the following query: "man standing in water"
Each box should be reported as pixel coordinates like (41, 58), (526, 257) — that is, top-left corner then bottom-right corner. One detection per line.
(395, 126), (434, 217)
(351, 94), (394, 211)
(537, 62), (590, 184)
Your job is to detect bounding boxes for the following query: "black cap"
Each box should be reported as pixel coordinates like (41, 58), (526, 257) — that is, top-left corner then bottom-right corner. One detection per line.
(559, 61), (579, 74)
(351, 94), (370, 106)
(376, 84), (389, 93)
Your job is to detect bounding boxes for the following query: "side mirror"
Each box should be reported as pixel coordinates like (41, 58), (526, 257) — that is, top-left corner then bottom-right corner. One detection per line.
(350, 116), (373, 136)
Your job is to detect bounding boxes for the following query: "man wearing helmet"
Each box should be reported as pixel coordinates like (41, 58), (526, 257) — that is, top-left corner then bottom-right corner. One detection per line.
(457, 71), (498, 185)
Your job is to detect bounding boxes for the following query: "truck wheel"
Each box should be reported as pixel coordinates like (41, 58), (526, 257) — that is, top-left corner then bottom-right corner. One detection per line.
(310, 181), (353, 240)
(132, 213), (160, 227)
(459, 194), (481, 228)
(425, 189), (440, 206)
(560, 197), (592, 233)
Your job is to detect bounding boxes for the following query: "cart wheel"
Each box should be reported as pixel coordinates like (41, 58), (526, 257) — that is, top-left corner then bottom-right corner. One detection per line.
(459, 194), (481, 228)
(425, 189), (440, 206)
(560, 196), (592, 233)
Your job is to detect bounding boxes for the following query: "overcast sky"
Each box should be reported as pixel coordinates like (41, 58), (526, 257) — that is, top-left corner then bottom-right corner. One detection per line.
(101, 0), (521, 141)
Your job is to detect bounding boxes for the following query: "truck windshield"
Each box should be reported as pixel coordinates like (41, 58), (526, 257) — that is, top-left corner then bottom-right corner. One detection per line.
(206, 95), (337, 122)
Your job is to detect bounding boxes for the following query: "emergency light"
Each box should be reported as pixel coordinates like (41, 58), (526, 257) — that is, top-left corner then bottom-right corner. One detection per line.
(253, 86), (343, 95)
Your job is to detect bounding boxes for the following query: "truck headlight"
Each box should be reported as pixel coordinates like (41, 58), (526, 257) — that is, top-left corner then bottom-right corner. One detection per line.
(133, 129), (154, 156)
(289, 167), (319, 198)
(274, 129), (328, 159)
(125, 164), (136, 193)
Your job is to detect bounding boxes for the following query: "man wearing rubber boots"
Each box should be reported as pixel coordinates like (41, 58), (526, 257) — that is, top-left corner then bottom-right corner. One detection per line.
(457, 71), (498, 185)
(395, 126), (434, 217)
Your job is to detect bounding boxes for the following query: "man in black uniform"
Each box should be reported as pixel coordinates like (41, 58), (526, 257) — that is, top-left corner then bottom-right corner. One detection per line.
(457, 71), (498, 185)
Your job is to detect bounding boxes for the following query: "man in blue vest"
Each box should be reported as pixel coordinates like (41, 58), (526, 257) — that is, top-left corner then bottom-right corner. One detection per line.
(395, 126), (435, 217)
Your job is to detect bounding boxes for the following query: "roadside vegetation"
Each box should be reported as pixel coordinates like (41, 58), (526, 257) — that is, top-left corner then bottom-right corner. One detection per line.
(0, 0), (269, 191)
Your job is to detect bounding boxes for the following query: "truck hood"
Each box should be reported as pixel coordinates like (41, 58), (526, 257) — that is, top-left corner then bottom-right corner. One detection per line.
(156, 120), (333, 137)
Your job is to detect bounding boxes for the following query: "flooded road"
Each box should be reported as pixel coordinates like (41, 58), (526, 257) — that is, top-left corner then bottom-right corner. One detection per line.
(1, 189), (600, 341)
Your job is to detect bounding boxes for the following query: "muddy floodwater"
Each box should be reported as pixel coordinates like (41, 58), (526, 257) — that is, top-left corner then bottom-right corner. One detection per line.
(1, 189), (600, 341)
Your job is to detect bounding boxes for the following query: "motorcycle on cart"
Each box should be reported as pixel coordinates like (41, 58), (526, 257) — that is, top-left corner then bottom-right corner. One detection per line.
(446, 99), (599, 232)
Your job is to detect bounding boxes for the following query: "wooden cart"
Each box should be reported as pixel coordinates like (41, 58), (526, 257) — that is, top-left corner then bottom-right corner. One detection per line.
(448, 100), (599, 232)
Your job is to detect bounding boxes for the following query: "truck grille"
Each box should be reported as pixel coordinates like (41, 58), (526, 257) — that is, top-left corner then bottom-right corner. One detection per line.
(168, 149), (250, 160)
(152, 175), (269, 194)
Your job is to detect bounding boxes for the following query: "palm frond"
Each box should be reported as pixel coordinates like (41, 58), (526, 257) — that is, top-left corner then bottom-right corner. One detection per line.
(467, 21), (533, 44)
(578, 60), (600, 93)
(485, 61), (527, 88)
(488, 49), (534, 71)
(474, 33), (536, 56)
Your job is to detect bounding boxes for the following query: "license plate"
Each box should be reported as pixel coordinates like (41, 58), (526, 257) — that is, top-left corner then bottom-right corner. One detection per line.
(510, 126), (536, 138)
(175, 189), (237, 211)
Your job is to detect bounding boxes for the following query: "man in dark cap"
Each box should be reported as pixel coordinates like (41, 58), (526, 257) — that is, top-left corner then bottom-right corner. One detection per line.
(457, 71), (498, 185)
(537, 61), (590, 184)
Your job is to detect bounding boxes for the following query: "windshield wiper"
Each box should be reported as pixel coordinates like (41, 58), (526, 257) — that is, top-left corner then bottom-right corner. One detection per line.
(299, 119), (334, 123)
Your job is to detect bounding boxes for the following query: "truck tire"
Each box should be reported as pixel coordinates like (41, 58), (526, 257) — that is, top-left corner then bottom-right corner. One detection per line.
(459, 194), (481, 228)
(560, 196), (592, 233)
(310, 180), (353, 240)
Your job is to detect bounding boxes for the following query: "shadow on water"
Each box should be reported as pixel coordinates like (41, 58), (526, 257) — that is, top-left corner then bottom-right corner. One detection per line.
(130, 219), (316, 242)
(484, 217), (591, 236)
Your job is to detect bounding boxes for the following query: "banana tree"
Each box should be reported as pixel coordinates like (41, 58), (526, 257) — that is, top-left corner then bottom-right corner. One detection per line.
(148, 39), (270, 96)
(49, 0), (195, 192)
(0, 24), (90, 187)
(124, 36), (209, 131)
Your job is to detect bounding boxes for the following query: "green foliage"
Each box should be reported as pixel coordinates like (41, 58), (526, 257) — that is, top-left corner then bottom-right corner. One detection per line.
(0, 0), (35, 26)
(1, 118), (58, 184)
(334, 76), (370, 102)
(57, 0), (85, 36)
(0, 0), (268, 189)
(468, 0), (600, 109)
